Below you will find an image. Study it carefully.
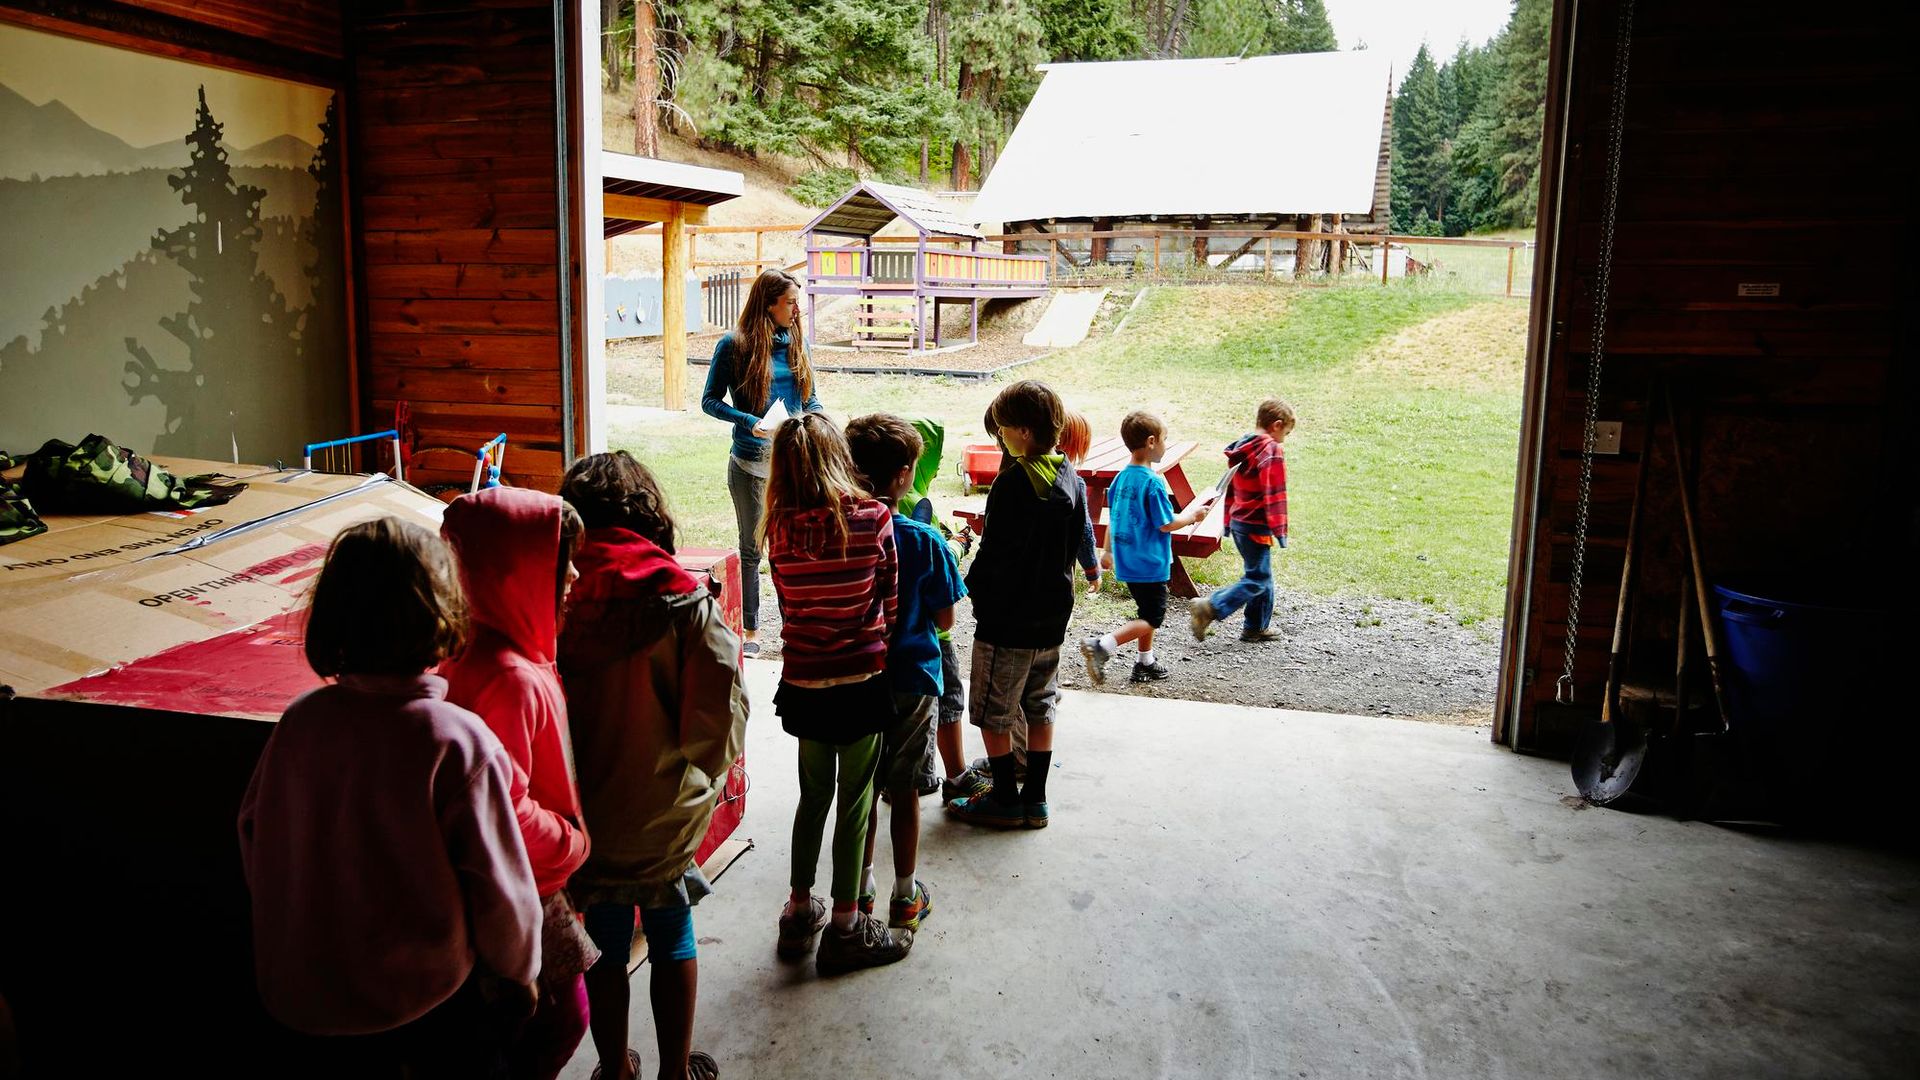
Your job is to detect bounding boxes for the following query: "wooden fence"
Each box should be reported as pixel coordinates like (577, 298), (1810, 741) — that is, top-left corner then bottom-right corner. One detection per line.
(616, 224), (1535, 297)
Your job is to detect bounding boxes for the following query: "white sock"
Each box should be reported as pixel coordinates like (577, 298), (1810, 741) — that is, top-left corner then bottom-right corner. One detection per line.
(893, 874), (916, 900)
(1099, 633), (1120, 652)
(1139, 649), (1156, 666)
(861, 865), (877, 899)
(832, 907), (858, 930)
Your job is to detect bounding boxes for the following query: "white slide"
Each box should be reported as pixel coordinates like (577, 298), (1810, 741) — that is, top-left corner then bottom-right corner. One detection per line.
(1022, 288), (1108, 348)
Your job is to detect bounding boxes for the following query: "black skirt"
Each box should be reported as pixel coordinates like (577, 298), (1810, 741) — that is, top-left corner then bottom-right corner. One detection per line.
(775, 674), (893, 745)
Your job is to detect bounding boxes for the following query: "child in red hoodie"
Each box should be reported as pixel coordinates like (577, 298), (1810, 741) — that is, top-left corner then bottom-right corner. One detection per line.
(1192, 396), (1294, 643)
(441, 488), (595, 1080)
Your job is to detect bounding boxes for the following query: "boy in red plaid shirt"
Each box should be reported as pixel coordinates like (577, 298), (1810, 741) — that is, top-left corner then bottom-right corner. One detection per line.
(1192, 397), (1294, 643)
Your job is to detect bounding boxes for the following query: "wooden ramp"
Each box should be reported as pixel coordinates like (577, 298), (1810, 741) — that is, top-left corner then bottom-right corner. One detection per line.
(1022, 288), (1107, 348)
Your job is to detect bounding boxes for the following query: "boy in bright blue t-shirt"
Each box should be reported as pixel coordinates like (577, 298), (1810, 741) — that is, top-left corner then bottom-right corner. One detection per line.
(846, 413), (966, 935)
(1081, 411), (1216, 685)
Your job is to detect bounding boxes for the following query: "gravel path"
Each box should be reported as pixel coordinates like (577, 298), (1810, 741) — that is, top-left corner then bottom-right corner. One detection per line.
(748, 579), (1498, 727)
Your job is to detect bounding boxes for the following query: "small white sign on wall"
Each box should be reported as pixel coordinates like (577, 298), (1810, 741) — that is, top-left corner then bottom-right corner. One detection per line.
(1737, 282), (1781, 297)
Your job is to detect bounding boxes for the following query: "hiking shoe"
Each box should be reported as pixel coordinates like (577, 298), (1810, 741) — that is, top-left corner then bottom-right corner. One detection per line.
(1079, 636), (1114, 686)
(1191, 601), (1217, 641)
(946, 793), (1027, 829)
(775, 895), (827, 960)
(1241, 626), (1280, 642)
(1130, 660), (1171, 683)
(1023, 801), (1050, 829)
(889, 880), (933, 931)
(816, 912), (913, 975)
(942, 769), (991, 803)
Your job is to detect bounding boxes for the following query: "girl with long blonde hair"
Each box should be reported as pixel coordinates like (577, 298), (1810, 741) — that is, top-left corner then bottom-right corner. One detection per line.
(700, 269), (824, 652)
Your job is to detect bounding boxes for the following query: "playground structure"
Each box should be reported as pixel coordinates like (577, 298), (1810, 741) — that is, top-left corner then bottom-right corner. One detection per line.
(803, 181), (1049, 352)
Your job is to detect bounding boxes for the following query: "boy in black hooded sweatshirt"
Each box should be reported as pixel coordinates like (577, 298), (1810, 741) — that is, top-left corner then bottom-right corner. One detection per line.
(947, 380), (1087, 830)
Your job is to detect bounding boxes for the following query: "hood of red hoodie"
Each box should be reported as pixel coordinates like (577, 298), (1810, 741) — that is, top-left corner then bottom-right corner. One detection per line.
(1225, 432), (1275, 468)
(442, 487), (563, 664)
(560, 528), (703, 669)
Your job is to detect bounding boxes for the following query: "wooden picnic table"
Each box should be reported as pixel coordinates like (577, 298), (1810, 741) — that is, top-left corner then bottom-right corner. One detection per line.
(953, 435), (1227, 599)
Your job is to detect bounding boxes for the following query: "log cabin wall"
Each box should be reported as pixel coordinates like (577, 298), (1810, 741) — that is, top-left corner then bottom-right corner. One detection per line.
(347, 0), (573, 493)
(1496, 0), (1910, 753)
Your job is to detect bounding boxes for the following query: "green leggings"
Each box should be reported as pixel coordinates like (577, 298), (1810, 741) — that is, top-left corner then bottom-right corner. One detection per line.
(790, 735), (882, 903)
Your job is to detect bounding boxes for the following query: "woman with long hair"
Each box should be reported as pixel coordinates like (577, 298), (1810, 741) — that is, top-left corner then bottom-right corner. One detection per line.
(700, 269), (824, 653)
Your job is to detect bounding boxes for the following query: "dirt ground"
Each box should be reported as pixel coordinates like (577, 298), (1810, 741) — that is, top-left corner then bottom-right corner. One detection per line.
(749, 577), (1499, 727)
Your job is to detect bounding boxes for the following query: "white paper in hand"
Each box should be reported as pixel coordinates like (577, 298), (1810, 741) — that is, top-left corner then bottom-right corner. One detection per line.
(755, 398), (790, 436)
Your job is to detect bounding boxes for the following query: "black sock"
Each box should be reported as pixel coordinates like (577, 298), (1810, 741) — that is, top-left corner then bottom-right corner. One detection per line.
(1023, 750), (1052, 804)
(989, 753), (1019, 803)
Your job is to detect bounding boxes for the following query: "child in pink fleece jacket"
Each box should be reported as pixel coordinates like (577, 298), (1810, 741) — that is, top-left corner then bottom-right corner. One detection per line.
(442, 487), (595, 1080)
(239, 516), (540, 1078)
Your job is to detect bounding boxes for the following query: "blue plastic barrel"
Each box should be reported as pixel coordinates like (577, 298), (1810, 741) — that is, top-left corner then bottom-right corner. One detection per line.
(1712, 583), (1886, 742)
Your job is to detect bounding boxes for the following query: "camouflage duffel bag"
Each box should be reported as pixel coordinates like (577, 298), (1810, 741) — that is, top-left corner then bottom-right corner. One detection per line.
(1, 450), (48, 546)
(22, 434), (248, 515)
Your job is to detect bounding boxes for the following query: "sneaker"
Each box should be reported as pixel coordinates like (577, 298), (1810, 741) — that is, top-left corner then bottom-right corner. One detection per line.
(941, 769), (991, 804)
(776, 895), (828, 959)
(889, 880), (933, 931)
(1240, 626), (1280, 642)
(1191, 601), (1217, 641)
(946, 792), (1027, 829)
(816, 912), (913, 975)
(1079, 635), (1114, 686)
(1130, 660), (1171, 683)
(1023, 801), (1050, 829)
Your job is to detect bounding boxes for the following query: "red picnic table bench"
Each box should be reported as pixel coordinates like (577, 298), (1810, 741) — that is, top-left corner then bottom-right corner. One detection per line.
(952, 435), (1227, 598)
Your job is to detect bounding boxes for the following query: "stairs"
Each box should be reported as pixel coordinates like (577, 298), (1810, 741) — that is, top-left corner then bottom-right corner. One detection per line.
(853, 294), (918, 349)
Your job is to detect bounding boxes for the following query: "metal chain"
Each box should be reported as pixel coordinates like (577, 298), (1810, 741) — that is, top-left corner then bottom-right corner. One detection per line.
(1558, 0), (1636, 704)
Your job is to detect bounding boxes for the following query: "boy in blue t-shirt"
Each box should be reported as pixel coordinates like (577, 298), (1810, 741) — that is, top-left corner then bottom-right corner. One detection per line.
(1081, 411), (1217, 685)
(846, 413), (966, 934)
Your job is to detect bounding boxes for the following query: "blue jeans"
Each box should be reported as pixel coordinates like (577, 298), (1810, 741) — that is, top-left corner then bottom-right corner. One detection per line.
(1209, 526), (1274, 631)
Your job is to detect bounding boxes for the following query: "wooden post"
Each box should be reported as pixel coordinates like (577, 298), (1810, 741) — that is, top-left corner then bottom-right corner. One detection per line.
(1304, 214), (1323, 276)
(754, 230), (764, 275)
(1091, 217), (1110, 265)
(687, 231), (698, 273)
(662, 203), (687, 410)
(1332, 216), (1347, 276)
(1264, 236), (1273, 278)
(1192, 217), (1210, 267)
(1152, 233), (1161, 275)
(1506, 245), (1517, 297)
(1381, 236), (1391, 285)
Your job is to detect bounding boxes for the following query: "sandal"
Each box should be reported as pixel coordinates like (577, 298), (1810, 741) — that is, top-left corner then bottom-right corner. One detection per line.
(688, 1050), (720, 1080)
(589, 1048), (643, 1080)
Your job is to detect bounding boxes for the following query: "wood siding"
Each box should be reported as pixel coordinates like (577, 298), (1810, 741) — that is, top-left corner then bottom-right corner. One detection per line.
(348, 1), (570, 493)
(1499, 0), (1906, 752)
(114, 0), (341, 57)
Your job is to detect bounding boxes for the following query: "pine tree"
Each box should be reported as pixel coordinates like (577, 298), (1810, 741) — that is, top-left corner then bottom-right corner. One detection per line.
(1036, 0), (1144, 60)
(301, 96), (346, 407)
(1390, 44), (1448, 233)
(1275, 0), (1336, 53)
(126, 86), (294, 459)
(1182, 0), (1272, 58)
(947, 0), (1046, 187)
(1490, 0), (1550, 226)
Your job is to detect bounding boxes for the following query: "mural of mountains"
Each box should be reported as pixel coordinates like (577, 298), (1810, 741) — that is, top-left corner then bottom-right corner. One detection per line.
(0, 82), (315, 180)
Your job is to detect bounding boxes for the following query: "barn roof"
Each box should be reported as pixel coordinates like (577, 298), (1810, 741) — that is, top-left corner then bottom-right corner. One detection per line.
(970, 51), (1392, 225)
(805, 181), (984, 240)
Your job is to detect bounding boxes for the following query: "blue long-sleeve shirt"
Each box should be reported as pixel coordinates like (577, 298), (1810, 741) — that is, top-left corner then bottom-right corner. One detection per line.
(700, 330), (822, 460)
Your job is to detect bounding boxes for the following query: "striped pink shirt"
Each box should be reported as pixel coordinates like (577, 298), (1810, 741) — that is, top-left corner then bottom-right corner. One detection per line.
(767, 497), (898, 683)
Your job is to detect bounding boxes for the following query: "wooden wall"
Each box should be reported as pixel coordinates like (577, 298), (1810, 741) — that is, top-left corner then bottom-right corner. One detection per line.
(1496, 0), (1909, 752)
(348, 0), (572, 493)
(115, 0), (341, 56)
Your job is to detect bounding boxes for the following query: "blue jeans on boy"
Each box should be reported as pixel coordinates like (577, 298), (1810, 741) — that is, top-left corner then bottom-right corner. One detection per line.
(1208, 525), (1274, 631)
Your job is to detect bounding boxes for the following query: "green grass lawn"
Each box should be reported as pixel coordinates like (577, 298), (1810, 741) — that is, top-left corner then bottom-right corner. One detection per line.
(609, 280), (1526, 625)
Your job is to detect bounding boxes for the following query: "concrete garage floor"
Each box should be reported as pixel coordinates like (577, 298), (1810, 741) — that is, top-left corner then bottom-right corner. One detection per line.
(562, 663), (1919, 1080)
